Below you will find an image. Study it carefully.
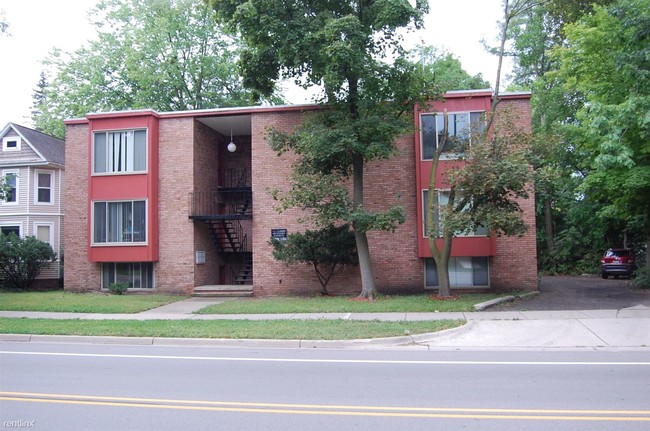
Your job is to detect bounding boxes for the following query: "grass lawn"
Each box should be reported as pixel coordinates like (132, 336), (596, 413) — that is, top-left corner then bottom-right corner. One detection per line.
(0, 318), (463, 340)
(196, 293), (503, 314)
(0, 291), (185, 313)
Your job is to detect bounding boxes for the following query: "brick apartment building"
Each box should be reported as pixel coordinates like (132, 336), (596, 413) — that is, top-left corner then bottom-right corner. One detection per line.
(63, 89), (537, 296)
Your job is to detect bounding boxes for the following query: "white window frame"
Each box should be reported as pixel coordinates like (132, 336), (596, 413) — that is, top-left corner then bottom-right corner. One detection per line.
(91, 199), (148, 245)
(92, 129), (148, 175)
(101, 262), (155, 290)
(33, 222), (54, 246)
(2, 169), (19, 205)
(420, 111), (485, 161)
(2, 136), (21, 152)
(424, 257), (490, 289)
(34, 170), (54, 204)
(422, 189), (488, 238)
(0, 221), (22, 237)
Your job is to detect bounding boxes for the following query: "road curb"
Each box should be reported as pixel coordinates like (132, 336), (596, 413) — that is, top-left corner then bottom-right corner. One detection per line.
(0, 321), (471, 349)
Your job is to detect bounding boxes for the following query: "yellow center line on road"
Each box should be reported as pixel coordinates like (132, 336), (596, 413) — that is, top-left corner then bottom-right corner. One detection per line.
(1, 391), (649, 422)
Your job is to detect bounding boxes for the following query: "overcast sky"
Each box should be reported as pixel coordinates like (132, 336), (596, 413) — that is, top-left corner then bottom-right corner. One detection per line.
(0, 0), (511, 130)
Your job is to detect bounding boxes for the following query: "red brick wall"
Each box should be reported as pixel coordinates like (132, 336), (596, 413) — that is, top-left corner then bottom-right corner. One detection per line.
(156, 117), (196, 293)
(192, 121), (221, 287)
(251, 111), (423, 296)
(63, 123), (101, 291)
(489, 96), (538, 291)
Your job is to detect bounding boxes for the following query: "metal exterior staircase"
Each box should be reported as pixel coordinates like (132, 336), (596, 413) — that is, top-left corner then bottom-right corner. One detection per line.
(188, 169), (253, 295)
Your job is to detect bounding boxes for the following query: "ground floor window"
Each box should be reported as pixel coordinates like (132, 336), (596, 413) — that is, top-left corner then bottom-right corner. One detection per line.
(102, 262), (154, 289)
(1, 225), (20, 237)
(425, 256), (489, 288)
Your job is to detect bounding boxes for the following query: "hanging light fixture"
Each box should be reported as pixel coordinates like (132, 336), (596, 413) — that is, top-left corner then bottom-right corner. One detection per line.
(228, 128), (237, 152)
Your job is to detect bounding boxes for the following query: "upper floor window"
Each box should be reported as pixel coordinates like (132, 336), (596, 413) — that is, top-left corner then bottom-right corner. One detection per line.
(423, 189), (488, 238)
(2, 136), (21, 152)
(421, 111), (485, 160)
(93, 130), (147, 174)
(93, 200), (147, 244)
(2, 171), (18, 204)
(35, 171), (53, 204)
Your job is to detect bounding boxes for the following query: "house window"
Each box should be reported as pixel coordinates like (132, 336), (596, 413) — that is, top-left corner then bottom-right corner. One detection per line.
(93, 129), (147, 174)
(2, 136), (21, 151)
(423, 190), (488, 238)
(1, 225), (20, 237)
(34, 223), (53, 245)
(421, 111), (485, 160)
(35, 171), (53, 203)
(2, 171), (18, 204)
(425, 257), (489, 288)
(102, 262), (154, 289)
(93, 200), (146, 244)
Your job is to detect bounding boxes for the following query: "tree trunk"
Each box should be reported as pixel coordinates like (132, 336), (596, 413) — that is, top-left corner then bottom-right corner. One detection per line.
(352, 154), (378, 299)
(355, 229), (377, 299)
(435, 252), (452, 297)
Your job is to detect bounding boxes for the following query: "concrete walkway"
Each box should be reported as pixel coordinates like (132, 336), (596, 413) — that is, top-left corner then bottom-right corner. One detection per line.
(1, 298), (649, 350)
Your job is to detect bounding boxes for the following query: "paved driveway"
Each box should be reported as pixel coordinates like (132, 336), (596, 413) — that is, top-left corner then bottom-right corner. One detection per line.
(496, 275), (650, 310)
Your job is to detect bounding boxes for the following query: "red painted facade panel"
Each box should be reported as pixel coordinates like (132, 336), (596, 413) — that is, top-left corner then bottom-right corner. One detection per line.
(86, 112), (160, 262)
(414, 92), (497, 259)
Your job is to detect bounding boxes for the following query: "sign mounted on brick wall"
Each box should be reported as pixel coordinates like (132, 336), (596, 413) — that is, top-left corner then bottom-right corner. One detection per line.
(271, 229), (288, 242)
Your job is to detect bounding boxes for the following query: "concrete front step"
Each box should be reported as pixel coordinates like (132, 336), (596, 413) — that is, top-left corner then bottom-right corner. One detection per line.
(192, 285), (254, 297)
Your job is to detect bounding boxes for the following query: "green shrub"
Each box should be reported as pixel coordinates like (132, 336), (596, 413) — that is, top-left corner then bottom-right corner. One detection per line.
(632, 266), (650, 290)
(0, 233), (56, 290)
(108, 282), (129, 295)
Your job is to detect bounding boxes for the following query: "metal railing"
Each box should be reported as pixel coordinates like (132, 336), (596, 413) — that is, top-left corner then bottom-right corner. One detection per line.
(220, 168), (249, 188)
(188, 190), (252, 218)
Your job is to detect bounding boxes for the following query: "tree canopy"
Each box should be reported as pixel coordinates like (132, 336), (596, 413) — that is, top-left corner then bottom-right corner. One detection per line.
(33, 0), (269, 138)
(554, 0), (650, 266)
(214, 0), (434, 299)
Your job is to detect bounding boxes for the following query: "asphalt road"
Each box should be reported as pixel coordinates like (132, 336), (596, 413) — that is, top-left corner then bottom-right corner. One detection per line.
(496, 275), (650, 311)
(1, 342), (648, 431)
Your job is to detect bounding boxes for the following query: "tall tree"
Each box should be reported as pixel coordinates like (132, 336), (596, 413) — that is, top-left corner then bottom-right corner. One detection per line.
(426, 110), (532, 297)
(414, 46), (490, 93)
(214, 0), (433, 299)
(555, 0), (650, 267)
(426, 0), (535, 296)
(34, 0), (266, 138)
(30, 71), (48, 124)
(504, 0), (614, 273)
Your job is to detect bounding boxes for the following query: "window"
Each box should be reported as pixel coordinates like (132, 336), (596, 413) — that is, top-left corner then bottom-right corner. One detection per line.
(1, 225), (20, 237)
(2, 136), (21, 151)
(93, 129), (147, 174)
(421, 112), (485, 160)
(423, 189), (487, 238)
(2, 171), (18, 204)
(34, 223), (53, 245)
(425, 257), (489, 288)
(93, 200), (146, 244)
(102, 262), (154, 289)
(35, 171), (53, 203)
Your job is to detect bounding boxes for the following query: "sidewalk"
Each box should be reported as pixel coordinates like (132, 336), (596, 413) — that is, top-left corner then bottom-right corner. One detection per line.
(1, 297), (649, 350)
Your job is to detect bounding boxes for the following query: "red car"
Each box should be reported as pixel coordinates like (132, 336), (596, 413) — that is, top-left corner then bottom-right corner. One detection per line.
(600, 248), (636, 279)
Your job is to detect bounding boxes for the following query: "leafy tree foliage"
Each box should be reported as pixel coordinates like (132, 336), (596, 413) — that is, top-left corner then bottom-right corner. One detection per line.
(426, 111), (532, 296)
(214, 0), (434, 299)
(0, 234), (56, 290)
(33, 0), (266, 138)
(413, 46), (490, 93)
(555, 0), (650, 267)
(270, 224), (358, 295)
(504, 0), (616, 273)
